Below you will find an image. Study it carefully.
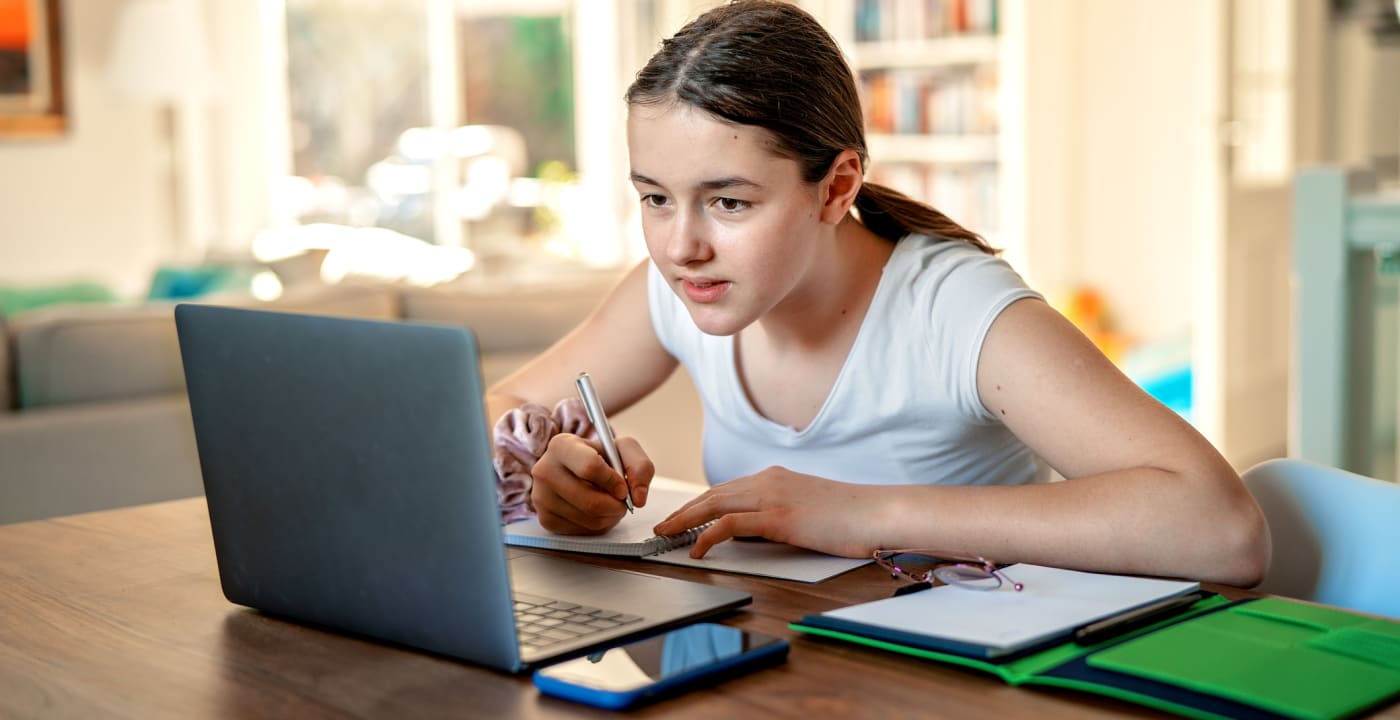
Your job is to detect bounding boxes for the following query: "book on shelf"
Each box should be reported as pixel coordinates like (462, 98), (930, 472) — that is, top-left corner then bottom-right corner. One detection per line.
(860, 66), (998, 136)
(854, 0), (999, 43)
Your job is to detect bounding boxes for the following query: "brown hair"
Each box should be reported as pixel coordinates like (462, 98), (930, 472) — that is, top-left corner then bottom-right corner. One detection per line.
(625, 0), (995, 254)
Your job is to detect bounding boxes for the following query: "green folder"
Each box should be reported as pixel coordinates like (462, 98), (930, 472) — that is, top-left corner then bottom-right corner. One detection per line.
(791, 596), (1400, 720)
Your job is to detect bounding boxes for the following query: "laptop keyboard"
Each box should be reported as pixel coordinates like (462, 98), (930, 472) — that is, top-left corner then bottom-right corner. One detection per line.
(514, 592), (644, 653)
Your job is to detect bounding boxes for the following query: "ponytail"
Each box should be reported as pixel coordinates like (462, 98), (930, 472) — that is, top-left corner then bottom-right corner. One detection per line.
(853, 182), (997, 255)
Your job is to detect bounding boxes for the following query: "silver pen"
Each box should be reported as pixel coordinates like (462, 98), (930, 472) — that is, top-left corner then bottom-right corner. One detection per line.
(574, 372), (635, 514)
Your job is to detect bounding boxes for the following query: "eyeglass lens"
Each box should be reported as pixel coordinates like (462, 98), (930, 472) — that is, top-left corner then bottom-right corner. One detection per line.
(933, 564), (1001, 590)
(882, 552), (1006, 591)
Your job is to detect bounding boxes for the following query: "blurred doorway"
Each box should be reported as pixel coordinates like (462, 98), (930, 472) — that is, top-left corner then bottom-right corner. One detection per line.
(1198, 0), (1315, 468)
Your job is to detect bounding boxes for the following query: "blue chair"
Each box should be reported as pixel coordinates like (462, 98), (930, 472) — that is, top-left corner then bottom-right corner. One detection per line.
(1241, 458), (1400, 619)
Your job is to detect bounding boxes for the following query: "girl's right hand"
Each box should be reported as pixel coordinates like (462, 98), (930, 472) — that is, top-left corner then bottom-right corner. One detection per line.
(529, 432), (655, 535)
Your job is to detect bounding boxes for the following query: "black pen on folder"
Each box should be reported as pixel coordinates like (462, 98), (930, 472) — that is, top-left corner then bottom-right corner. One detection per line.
(575, 372), (634, 514)
(1072, 591), (1206, 646)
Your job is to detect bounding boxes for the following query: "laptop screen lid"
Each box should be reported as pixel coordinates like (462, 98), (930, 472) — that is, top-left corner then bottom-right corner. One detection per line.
(174, 304), (750, 673)
(176, 303), (523, 670)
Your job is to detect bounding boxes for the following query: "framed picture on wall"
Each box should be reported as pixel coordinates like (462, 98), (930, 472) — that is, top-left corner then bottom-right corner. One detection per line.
(0, 0), (65, 138)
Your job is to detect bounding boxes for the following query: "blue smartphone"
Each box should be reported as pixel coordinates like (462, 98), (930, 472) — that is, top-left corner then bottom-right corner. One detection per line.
(532, 623), (789, 710)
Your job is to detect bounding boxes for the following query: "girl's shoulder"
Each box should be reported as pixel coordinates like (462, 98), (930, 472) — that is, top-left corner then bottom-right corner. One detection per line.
(884, 234), (1041, 334)
(888, 234), (1024, 287)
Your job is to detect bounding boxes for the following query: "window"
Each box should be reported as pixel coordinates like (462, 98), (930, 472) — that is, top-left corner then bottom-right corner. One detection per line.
(275, 0), (627, 284)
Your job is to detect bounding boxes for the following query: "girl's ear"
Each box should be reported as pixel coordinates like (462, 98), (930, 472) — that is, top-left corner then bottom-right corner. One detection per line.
(819, 149), (864, 225)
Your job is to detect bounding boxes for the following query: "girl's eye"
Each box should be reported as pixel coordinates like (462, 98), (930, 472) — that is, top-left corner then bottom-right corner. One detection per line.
(641, 194), (670, 208)
(715, 197), (749, 212)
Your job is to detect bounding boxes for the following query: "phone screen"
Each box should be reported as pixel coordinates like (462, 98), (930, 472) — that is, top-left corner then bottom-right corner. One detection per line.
(534, 624), (783, 693)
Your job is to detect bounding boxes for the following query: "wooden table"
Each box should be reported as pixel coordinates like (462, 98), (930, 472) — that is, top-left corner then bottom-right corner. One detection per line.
(2, 498), (1395, 719)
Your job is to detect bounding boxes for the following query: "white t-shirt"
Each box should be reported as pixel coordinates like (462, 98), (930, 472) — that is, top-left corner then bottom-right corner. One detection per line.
(647, 233), (1048, 487)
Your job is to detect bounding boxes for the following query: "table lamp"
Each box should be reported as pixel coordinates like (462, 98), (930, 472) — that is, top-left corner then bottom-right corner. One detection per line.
(105, 0), (221, 261)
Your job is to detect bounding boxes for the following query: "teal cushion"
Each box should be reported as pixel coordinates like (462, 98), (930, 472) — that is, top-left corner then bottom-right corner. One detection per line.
(147, 265), (250, 301)
(0, 282), (117, 316)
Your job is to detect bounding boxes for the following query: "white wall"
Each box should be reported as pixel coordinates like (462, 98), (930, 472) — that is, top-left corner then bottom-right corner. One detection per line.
(1009, 0), (1216, 347)
(1070, 1), (1215, 343)
(0, 0), (274, 299)
(206, 0), (283, 251)
(0, 2), (172, 298)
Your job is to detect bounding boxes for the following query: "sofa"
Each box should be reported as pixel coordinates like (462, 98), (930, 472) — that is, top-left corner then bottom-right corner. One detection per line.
(0, 275), (705, 525)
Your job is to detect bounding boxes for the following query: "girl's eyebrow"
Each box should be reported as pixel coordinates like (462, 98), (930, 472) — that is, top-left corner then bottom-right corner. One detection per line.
(697, 176), (763, 191)
(630, 172), (763, 192)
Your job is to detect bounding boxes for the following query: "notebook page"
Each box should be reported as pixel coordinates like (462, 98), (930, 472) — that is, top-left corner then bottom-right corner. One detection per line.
(821, 564), (1200, 655)
(648, 539), (872, 583)
(502, 478), (706, 556)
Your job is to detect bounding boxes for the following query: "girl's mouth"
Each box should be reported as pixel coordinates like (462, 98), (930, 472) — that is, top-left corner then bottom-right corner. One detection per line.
(681, 278), (729, 304)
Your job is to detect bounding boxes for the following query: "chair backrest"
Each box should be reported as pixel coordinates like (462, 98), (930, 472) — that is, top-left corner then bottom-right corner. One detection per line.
(1242, 458), (1400, 619)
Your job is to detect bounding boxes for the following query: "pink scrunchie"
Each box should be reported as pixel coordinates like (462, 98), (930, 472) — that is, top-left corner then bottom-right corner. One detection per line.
(493, 398), (596, 524)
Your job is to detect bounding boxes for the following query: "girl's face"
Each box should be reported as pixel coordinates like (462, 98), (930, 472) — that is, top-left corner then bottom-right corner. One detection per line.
(627, 103), (828, 337)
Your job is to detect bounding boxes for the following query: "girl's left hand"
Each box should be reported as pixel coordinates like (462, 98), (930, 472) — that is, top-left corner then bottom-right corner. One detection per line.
(651, 467), (884, 559)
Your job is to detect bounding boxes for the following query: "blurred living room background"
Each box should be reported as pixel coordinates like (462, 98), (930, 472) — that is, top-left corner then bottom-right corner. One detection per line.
(0, 0), (1397, 523)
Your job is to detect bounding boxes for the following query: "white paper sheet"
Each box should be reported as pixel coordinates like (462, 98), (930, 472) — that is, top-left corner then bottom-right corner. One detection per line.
(821, 564), (1200, 655)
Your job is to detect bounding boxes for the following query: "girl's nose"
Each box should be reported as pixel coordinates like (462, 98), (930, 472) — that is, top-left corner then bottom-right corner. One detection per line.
(665, 209), (711, 266)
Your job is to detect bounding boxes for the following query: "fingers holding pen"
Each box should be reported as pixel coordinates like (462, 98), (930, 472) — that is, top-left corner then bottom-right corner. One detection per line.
(571, 434), (632, 501)
(573, 371), (645, 512)
(614, 435), (654, 507)
(531, 434), (628, 534)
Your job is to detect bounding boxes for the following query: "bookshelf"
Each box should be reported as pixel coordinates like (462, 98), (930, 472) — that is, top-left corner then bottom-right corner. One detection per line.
(817, 0), (1005, 247)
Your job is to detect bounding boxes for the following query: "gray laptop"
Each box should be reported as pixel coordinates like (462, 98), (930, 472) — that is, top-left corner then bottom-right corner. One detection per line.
(174, 303), (750, 673)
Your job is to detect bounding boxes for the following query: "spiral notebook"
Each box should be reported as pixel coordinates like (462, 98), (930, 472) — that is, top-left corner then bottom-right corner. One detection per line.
(502, 477), (870, 583)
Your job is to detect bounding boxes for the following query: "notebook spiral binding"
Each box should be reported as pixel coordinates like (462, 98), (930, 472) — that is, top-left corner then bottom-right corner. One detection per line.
(653, 523), (711, 553)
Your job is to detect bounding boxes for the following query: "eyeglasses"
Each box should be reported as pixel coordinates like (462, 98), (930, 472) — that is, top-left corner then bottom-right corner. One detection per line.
(872, 550), (1024, 593)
